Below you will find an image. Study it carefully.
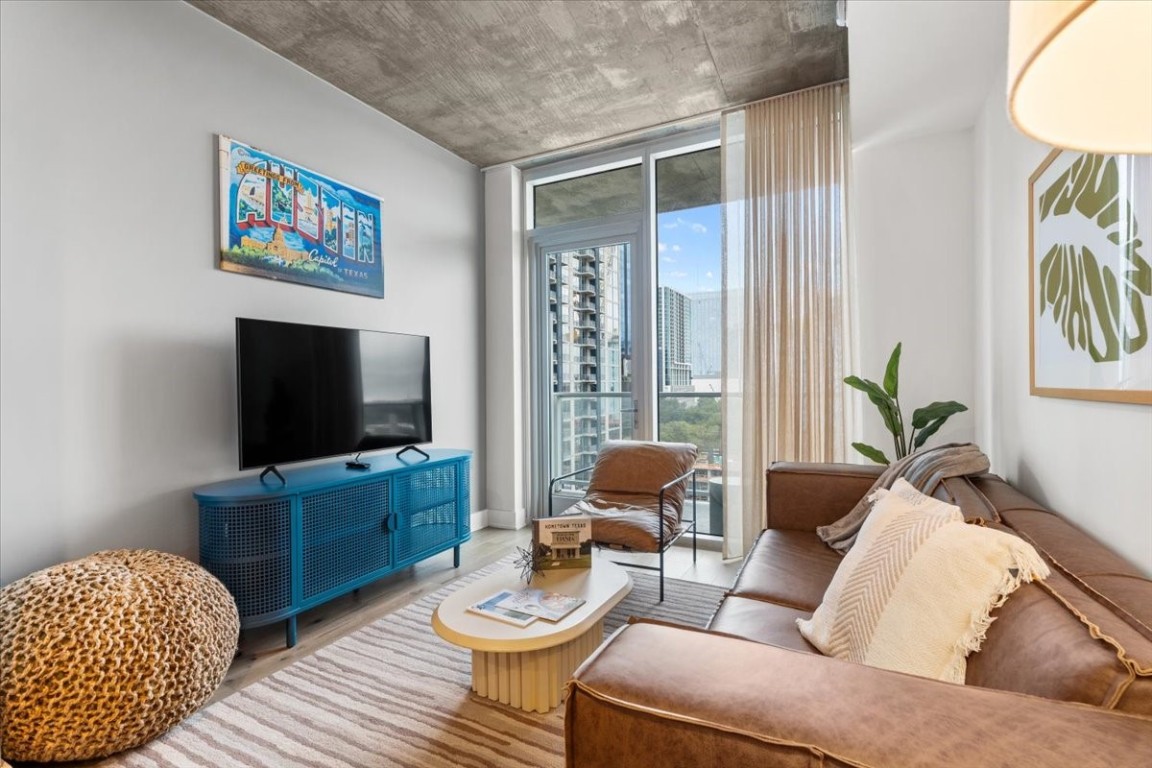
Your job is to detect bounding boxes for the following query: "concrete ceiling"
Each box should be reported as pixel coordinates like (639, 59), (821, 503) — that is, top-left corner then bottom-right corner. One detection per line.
(187, 0), (848, 167)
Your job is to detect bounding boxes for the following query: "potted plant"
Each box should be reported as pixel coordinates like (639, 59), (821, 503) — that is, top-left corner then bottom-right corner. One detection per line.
(845, 342), (967, 465)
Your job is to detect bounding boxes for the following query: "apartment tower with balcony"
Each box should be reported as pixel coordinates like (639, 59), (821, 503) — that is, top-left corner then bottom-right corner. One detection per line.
(548, 245), (630, 482)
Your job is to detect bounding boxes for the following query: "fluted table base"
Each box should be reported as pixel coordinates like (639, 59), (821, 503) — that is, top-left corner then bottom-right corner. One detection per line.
(471, 619), (604, 713)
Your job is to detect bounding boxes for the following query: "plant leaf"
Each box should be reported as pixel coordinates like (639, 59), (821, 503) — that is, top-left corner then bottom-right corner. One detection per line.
(878, 402), (901, 439)
(910, 401), (968, 429)
(845, 376), (902, 438)
(843, 377), (903, 437)
(883, 342), (902, 398)
(843, 377), (892, 413)
(844, 375), (889, 403)
(911, 418), (947, 449)
(851, 442), (891, 465)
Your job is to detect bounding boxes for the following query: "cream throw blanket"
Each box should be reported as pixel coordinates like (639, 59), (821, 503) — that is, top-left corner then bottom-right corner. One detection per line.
(818, 442), (990, 553)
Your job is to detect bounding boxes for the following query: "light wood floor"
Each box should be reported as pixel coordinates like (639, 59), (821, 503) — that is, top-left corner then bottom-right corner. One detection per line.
(214, 526), (742, 704)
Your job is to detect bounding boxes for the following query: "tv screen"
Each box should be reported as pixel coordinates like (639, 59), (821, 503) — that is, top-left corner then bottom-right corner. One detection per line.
(236, 318), (432, 470)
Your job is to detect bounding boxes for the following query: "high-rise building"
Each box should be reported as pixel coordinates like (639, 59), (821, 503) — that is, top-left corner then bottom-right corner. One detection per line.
(657, 286), (692, 392)
(548, 245), (631, 481)
(686, 290), (721, 377)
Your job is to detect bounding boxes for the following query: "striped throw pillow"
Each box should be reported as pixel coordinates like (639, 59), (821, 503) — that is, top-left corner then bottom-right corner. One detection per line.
(797, 478), (1049, 683)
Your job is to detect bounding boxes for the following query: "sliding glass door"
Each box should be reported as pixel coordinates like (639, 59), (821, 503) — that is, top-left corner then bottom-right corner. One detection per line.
(533, 232), (643, 501)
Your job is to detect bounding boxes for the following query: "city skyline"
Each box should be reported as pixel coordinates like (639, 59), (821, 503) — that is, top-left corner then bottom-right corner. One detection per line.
(658, 200), (721, 382)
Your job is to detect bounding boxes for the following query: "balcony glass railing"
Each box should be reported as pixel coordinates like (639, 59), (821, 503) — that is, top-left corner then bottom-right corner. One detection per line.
(551, 392), (633, 495)
(658, 392), (723, 535)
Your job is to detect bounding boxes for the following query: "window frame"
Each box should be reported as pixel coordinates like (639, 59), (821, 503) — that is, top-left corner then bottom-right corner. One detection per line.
(523, 126), (721, 514)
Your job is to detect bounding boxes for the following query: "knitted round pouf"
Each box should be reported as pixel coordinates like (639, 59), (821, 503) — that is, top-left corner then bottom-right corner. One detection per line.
(0, 549), (239, 762)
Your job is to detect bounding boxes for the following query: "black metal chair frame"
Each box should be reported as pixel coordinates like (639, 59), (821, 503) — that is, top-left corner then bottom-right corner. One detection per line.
(548, 464), (698, 601)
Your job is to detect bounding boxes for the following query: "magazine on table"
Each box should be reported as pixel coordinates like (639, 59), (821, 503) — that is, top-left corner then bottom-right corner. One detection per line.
(494, 588), (586, 622)
(466, 590), (538, 627)
(535, 515), (593, 569)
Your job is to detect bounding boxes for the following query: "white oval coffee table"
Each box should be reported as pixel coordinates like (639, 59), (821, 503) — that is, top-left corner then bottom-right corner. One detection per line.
(432, 560), (632, 713)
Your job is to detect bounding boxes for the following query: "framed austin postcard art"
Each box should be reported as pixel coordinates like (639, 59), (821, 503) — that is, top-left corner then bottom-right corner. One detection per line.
(1029, 149), (1152, 404)
(217, 136), (384, 298)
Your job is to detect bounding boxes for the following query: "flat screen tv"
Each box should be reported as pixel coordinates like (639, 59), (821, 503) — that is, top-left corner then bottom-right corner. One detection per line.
(236, 318), (432, 470)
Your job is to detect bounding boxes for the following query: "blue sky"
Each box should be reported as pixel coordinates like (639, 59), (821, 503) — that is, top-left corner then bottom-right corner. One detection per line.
(657, 203), (721, 295)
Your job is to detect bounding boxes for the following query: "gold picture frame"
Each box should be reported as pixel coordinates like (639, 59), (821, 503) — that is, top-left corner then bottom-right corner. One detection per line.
(1029, 148), (1152, 404)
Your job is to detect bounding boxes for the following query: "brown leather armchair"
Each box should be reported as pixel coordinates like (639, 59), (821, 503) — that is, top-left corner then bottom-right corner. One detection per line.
(548, 440), (699, 601)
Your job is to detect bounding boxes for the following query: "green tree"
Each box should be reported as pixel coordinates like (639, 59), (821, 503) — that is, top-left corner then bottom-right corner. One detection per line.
(659, 396), (721, 457)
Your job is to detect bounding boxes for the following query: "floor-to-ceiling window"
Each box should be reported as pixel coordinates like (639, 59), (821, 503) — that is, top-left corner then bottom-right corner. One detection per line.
(655, 147), (723, 534)
(526, 131), (723, 530)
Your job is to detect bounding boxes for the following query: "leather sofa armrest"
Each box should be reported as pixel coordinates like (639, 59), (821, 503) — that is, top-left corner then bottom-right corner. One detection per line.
(765, 461), (882, 531)
(565, 623), (1152, 768)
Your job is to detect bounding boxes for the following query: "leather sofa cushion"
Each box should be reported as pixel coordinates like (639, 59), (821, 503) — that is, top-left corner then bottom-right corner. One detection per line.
(707, 595), (818, 653)
(968, 502), (1152, 715)
(729, 529), (841, 611)
(765, 462), (882, 531)
(970, 475), (1048, 515)
(967, 565), (1152, 715)
(999, 507), (1152, 643)
(933, 475), (1003, 522)
(566, 622), (1152, 768)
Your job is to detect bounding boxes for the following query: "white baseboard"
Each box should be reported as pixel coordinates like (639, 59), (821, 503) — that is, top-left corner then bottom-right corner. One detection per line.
(470, 509), (490, 531)
(672, 533), (723, 552)
(485, 507), (528, 530)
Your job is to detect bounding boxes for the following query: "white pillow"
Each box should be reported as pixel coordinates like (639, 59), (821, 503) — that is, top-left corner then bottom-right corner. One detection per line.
(798, 478), (1049, 683)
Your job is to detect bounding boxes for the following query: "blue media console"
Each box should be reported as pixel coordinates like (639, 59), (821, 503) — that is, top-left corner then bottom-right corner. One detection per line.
(194, 449), (471, 647)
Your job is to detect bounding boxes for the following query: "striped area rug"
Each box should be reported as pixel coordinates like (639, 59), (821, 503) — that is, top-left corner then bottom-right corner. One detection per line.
(95, 559), (728, 768)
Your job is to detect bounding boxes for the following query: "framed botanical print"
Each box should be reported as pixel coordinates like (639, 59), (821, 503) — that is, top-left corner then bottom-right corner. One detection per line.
(1029, 149), (1152, 404)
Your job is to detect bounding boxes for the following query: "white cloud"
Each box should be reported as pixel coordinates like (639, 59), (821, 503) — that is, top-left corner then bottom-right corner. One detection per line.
(661, 255), (676, 263)
(672, 244), (681, 252)
(657, 242), (667, 252)
(669, 271), (689, 279)
(665, 216), (708, 234)
(705, 271), (714, 279)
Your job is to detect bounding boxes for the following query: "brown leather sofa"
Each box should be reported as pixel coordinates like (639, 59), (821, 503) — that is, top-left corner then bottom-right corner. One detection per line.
(565, 462), (1152, 767)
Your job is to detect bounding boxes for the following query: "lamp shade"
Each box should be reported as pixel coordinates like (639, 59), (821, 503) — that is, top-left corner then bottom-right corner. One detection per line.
(1008, 0), (1152, 154)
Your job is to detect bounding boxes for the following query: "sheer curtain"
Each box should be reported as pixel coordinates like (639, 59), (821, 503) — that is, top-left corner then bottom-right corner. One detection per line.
(720, 82), (854, 559)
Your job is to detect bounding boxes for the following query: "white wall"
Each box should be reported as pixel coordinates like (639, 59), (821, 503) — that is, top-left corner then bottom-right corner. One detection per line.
(851, 130), (977, 459)
(974, 73), (1152, 574)
(849, 0), (1006, 151)
(0, 0), (484, 585)
(848, 0), (1150, 573)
